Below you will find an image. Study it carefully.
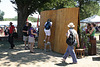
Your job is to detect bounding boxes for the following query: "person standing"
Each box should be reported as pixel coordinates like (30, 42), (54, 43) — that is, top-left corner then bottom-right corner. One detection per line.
(22, 21), (29, 50)
(44, 19), (52, 44)
(62, 22), (80, 64)
(8, 22), (15, 49)
(4, 26), (9, 36)
(89, 23), (96, 39)
(28, 23), (37, 53)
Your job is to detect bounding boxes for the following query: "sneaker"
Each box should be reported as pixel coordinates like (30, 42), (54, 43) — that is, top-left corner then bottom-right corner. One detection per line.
(73, 62), (77, 64)
(9, 47), (13, 49)
(28, 47), (30, 49)
(61, 58), (66, 62)
(27, 46), (30, 49)
(25, 47), (28, 50)
(47, 42), (50, 45)
(44, 40), (46, 43)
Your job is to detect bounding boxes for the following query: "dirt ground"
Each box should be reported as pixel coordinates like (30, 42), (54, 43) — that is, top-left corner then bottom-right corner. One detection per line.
(0, 40), (100, 67)
(0, 33), (100, 67)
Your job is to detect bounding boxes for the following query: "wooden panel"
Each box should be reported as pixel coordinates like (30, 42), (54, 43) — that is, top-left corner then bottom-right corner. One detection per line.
(38, 8), (79, 54)
(38, 10), (57, 50)
(54, 8), (79, 54)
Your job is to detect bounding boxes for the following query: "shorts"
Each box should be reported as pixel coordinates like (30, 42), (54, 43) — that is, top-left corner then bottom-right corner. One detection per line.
(44, 29), (51, 36)
(23, 36), (28, 41)
(28, 36), (35, 43)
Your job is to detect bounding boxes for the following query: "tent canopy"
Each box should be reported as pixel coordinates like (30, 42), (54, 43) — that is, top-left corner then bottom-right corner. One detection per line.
(80, 15), (100, 23)
(0, 21), (40, 27)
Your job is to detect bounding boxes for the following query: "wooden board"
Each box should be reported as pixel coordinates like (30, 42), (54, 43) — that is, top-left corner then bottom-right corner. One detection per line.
(38, 10), (57, 50)
(38, 8), (79, 54)
(54, 8), (79, 54)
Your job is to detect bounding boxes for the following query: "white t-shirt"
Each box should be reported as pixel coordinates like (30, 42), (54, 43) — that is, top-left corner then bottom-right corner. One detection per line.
(44, 22), (52, 30)
(44, 22), (52, 26)
(67, 29), (78, 40)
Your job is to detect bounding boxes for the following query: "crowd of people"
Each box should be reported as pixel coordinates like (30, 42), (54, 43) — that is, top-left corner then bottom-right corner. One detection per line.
(1, 19), (80, 64)
(1, 19), (99, 64)
(22, 22), (37, 53)
(0, 26), (9, 36)
(6, 21), (38, 53)
(0, 27), (4, 35)
(0, 25), (17, 36)
(82, 23), (97, 39)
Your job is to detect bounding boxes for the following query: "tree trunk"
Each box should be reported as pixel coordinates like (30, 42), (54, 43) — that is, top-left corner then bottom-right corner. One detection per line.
(17, 12), (28, 38)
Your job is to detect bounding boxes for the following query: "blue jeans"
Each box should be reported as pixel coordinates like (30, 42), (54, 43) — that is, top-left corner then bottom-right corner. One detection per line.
(63, 45), (77, 63)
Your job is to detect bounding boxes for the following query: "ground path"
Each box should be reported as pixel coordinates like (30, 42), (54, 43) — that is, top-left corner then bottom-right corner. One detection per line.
(0, 40), (100, 67)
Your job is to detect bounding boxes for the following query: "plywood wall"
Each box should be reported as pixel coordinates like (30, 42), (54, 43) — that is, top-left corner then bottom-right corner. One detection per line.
(38, 8), (79, 54)
(54, 8), (79, 54)
(38, 10), (57, 50)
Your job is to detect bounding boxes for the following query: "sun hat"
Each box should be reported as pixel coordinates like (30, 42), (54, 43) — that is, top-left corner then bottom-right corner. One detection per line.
(68, 22), (75, 27)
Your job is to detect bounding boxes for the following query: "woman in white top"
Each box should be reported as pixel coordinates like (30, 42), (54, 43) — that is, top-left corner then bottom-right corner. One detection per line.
(62, 22), (80, 64)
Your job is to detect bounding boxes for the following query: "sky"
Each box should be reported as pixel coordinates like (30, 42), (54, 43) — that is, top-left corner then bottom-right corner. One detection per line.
(0, 0), (39, 18)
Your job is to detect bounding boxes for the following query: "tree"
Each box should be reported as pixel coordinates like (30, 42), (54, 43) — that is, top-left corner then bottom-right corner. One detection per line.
(37, 0), (76, 13)
(38, 0), (99, 20)
(4, 16), (17, 21)
(10, 0), (56, 37)
(76, 0), (99, 20)
(28, 17), (38, 22)
(10, 0), (99, 37)
(0, 10), (4, 21)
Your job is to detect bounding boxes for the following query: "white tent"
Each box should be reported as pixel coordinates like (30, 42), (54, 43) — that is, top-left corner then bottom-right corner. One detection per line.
(80, 15), (100, 23)
(0, 21), (17, 26)
(0, 21), (40, 27)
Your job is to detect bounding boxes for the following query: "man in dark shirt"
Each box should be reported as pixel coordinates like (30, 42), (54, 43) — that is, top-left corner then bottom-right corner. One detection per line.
(22, 21), (29, 49)
(8, 22), (15, 49)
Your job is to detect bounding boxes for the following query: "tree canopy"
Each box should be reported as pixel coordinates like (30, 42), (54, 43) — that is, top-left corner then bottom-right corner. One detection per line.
(10, 0), (56, 37)
(10, 0), (100, 37)
(28, 17), (38, 22)
(10, 0), (55, 17)
(77, 0), (99, 20)
(38, 0), (99, 20)
(4, 16), (17, 21)
(38, 0), (76, 13)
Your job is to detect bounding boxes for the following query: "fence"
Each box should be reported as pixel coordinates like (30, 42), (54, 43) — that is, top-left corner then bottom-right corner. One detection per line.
(38, 8), (79, 54)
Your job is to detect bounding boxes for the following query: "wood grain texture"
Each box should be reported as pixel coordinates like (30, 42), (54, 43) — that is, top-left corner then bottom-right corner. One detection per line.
(38, 8), (79, 54)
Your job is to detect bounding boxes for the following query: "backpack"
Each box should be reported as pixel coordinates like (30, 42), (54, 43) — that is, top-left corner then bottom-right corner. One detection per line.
(66, 30), (75, 46)
(45, 22), (51, 30)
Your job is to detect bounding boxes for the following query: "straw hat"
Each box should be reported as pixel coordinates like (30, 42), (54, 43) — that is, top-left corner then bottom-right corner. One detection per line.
(68, 22), (75, 27)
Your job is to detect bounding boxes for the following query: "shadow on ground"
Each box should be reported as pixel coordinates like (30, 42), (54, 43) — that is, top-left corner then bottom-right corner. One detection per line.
(0, 41), (63, 67)
(55, 62), (76, 66)
(55, 62), (68, 66)
(92, 57), (100, 61)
